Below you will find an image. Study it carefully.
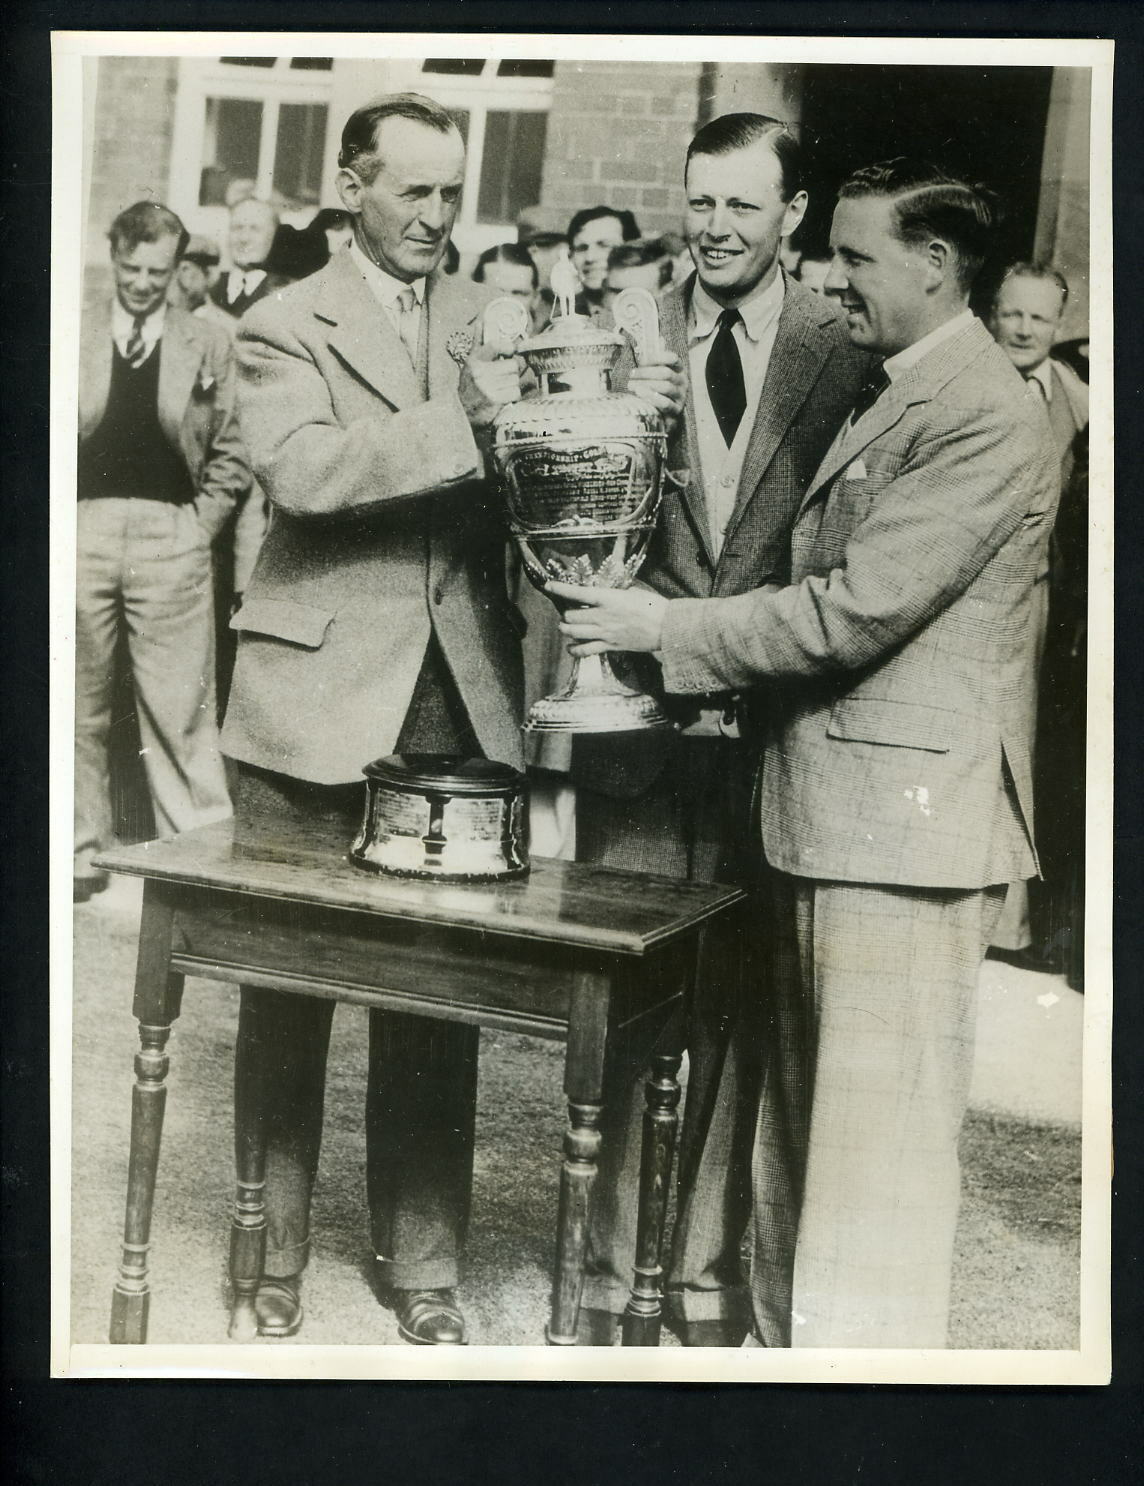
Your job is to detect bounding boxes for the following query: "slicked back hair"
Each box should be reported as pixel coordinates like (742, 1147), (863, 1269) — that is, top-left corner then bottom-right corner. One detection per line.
(839, 159), (996, 291)
(566, 205), (641, 246)
(473, 241), (539, 288)
(108, 200), (189, 260)
(994, 260), (1070, 312)
(685, 113), (802, 203)
(338, 93), (460, 185)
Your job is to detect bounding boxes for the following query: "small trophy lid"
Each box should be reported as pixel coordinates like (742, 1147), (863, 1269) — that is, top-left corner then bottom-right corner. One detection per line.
(362, 754), (526, 796)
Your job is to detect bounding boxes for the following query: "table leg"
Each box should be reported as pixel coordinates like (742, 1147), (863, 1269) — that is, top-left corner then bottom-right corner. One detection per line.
(109, 884), (183, 1344)
(228, 998), (268, 1341)
(621, 1050), (683, 1346)
(546, 1099), (603, 1345)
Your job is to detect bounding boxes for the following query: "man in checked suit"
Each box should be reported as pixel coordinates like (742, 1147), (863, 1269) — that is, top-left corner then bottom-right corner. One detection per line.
(75, 201), (246, 902)
(556, 159), (1060, 1347)
(569, 113), (870, 1346)
(221, 92), (685, 1346)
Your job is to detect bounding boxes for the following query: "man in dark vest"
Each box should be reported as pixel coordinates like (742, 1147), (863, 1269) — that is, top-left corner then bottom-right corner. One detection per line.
(75, 201), (248, 901)
(209, 197), (293, 320)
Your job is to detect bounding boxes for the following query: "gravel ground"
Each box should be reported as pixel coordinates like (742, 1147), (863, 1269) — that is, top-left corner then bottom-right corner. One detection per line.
(68, 878), (1082, 1350)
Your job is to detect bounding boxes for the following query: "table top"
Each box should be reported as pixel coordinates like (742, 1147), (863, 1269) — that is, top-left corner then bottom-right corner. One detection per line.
(97, 819), (744, 956)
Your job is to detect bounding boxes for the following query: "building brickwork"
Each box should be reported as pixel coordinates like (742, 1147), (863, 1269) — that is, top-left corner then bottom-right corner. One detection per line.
(538, 60), (702, 239)
(85, 57), (180, 270)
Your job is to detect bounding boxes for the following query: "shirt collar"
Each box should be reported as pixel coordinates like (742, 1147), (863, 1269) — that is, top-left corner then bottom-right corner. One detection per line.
(690, 268), (785, 343)
(1025, 357), (1054, 401)
(883, 307), (975, 381)
(111, 298), (166, 344)
(350, 239), (426, 309)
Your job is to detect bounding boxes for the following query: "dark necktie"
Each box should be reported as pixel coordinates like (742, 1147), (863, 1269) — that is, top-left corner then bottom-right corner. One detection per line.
(706, 308), (746, 446)
(850, 365), (890, 425)
(124, 314), (147, 367)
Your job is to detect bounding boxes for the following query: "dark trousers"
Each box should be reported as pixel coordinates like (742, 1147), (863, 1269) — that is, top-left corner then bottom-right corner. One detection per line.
(233, 637), (483, 1290)
(575, 736), (766, 1325)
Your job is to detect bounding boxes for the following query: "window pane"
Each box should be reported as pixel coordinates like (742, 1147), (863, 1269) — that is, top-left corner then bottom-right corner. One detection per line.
(201, 97), (263, 206)
(289, 58), (333, 70)
(476, 111), (548, 225)
(422, 59), (485, 75)
(273, 103), (329, 208)
(495, 60), (554, 78)
(220, 57), (276, 67)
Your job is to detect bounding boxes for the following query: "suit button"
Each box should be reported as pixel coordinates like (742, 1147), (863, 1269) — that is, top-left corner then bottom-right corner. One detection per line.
(453, 459), (470, 477)
(433, 585), (445, 605)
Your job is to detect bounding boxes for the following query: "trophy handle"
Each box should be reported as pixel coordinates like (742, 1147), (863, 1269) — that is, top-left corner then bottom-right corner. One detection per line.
(612, 287), (662, 363)
(482, 296), (532, 347)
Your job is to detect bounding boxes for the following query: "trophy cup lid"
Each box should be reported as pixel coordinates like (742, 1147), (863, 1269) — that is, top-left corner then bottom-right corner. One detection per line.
(362, 753), (526, 797)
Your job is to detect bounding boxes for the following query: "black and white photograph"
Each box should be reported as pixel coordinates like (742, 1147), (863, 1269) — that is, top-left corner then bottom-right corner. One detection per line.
(51, 30), (1113, 1382)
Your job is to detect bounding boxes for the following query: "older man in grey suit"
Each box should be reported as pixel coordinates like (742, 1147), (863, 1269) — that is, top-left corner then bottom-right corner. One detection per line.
(557, 160), (1059, 1348)
(570, 114), (870, 1346)
(220, 95), (530, 1347)
(222, 92), (685, 1346)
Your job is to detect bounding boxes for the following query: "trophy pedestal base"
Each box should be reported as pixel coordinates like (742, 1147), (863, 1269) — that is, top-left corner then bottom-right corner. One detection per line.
(523, 654), (672, 735)
(525, 690), (671, 734)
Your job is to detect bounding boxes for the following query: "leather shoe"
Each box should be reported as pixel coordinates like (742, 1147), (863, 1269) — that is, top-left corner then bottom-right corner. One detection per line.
(74, 872), (110, 904)
(576, 1306), (619, 1346)
(679, 1317), (750, 1347)
(395, 1287), (467, 1345)
(254, 1276), (303, 1338)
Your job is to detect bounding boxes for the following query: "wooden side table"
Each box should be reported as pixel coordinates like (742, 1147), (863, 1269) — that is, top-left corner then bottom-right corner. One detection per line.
(98, 817), (744, 1347)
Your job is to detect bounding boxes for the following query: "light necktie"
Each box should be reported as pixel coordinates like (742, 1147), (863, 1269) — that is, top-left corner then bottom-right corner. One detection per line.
(850, 365), (890, 425)
(1025, 372), (1048, 399)
(394, 284), (419, 362)
(123, 314), (148, 368)
(705, 307), (746, 447)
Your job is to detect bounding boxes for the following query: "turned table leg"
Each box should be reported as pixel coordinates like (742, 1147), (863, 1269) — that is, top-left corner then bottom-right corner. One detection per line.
(228, 994), (268, 1341)
(621, 1050), (683, 1346)
(548, 967), (610, 1345)
(109, 885), (183, 1344)
(547, 1100), (603, 1345)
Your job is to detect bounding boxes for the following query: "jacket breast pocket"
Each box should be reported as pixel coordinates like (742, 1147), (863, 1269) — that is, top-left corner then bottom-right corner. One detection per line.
(827, 697), (952, 753)
(230, 597), (335, 649)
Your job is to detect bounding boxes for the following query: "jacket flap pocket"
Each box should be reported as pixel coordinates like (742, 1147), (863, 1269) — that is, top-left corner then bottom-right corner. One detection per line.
(827, 697), (951, 753)
(230, 597), (334, 648)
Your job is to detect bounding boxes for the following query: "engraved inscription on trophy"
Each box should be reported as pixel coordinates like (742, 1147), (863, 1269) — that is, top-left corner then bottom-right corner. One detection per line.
(487, 291), (671, 734)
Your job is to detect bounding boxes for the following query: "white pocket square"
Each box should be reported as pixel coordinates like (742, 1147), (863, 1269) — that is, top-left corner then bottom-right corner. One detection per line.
(844, 458), (868, 480)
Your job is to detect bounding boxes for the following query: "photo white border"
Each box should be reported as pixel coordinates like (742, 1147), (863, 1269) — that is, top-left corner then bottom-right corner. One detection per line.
(50, 28), (1115, 1385)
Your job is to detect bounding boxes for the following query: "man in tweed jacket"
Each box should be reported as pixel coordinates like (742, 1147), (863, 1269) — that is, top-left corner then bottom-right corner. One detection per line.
(555, 160), (1060, 1347)
(571, 113), (870, 1346)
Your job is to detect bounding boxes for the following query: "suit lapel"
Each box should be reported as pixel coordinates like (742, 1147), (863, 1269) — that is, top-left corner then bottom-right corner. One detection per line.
(797, 317), (992, 517)
(157, 309), (202, 442)
(660, 280), (715, 557)
(426, 271), (471, 400)
(318, 252), (421, 410)
(722, 278), (832, 548)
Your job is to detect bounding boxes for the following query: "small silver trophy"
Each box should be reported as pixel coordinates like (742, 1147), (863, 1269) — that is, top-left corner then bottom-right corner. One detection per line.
(490, 269), (671, 733)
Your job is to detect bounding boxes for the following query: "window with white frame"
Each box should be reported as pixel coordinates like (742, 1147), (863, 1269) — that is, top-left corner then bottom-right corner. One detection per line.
(415, 58), (554, 256)
(168, 55), (554, 262)
(168, 57), (335, 247)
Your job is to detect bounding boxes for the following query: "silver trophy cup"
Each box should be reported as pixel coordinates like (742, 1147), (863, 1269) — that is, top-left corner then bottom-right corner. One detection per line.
(491, 285), (671, 733)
